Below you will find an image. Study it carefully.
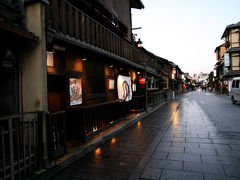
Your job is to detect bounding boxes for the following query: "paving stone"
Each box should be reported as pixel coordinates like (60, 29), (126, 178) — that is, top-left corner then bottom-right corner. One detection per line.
(183, 161), (225, 175)
(157, 142), (172, 147)
(152, 152), (168, 160)
(167, 153), (201, 162)
(156, 146), (184, 153)
(197, 134), (210, 138)
(160, 169), (204, 180)
(147, 159), (183, 171)
(186, 138), (212, 143)
(202, 155), (240, 165)
(199, 143), (231, 150)
(223, 164), (240, 177)
(185, 147), (217, 155)
(204, 173), (240, 180)
(174, 133), (198, 138)
(161, 137), (186, 142)
(140, 167), (162, 180)
(230, 144), (240, 151)
(171, 142), (199, 148)
(212, 138), (240, 145)
(216, 149), (240, 158)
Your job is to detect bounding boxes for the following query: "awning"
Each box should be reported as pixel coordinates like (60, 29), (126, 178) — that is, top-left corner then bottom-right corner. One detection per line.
(0, 21), (38, 41)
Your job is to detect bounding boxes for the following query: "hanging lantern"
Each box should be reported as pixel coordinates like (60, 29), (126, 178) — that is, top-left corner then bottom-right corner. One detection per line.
(139, 77), (145, 84)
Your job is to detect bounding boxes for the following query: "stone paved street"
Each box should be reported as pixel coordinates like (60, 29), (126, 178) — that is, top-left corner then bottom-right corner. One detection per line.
(51, 90), (240, 180)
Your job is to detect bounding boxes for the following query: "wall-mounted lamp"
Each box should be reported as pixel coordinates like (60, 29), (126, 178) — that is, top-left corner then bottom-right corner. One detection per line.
(139, 77), (146, 85)
(47, 51), (54, 67)
(53, 44), (66, 52)
(108, 79), (115, 90)
(132, 83), (136, 92)
(137, 38), (142, 48)
(82, 56), (87, 61)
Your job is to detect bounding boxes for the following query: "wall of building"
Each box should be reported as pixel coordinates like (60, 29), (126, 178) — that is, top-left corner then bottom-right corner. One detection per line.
(100, 0), (132, 41)
(22, 2), (49, 167)
(220, 46), (226, 59)
(230, 29), (240, 48)
(231, 52), (240, 71)
(22, 2), (47, 112)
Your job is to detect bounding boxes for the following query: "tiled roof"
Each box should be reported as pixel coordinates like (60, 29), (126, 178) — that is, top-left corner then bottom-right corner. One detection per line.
(221, 21), (240, 39)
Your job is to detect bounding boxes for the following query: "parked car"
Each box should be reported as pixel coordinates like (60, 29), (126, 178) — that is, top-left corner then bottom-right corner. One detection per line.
(231, 77), (240, 104)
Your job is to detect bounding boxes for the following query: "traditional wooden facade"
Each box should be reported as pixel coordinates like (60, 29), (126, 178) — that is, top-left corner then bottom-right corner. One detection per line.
(44, 0), (147, 157)
(221, 21), (240, 92)
(214, 44), (226, 93)
(0, 0), (45, 179)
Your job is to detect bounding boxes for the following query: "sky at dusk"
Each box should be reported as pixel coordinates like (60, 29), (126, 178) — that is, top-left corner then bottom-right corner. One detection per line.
(132, 0), (240, 76)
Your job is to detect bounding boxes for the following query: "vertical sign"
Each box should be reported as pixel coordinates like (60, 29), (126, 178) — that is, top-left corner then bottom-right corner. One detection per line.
(69, 78), (82, 105)
(224, 53), (230, 66)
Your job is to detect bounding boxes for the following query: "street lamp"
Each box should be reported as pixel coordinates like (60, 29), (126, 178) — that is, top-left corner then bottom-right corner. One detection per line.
(137, 38), (143, 48)
(140, 58), (148, 112)
(172, 67), (176, 99)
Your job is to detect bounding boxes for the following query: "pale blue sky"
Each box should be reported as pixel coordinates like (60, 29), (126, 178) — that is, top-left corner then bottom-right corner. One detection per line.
(132, 0), (240, 75)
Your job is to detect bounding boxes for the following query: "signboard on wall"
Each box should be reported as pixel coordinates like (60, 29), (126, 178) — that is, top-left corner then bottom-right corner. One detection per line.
(69, 78), (82, 105)
(224, 53), (230, 66)
(117, 75), (132, 101)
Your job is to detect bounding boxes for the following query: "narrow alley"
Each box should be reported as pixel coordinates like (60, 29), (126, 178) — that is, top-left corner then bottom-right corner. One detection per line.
(50, 90), (240, 180)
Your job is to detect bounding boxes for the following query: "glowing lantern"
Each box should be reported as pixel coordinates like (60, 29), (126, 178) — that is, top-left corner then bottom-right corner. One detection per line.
(139, 77), (145, 84)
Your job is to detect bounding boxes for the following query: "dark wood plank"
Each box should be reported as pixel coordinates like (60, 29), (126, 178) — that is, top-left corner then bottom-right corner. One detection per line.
(8, 118), (15, 179)
(1, 126), (6, 179)
(75, 10), (79, 38)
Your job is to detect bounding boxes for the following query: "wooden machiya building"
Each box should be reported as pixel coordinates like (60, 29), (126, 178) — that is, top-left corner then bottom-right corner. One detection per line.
(45, 0), (149, 160)
(44, 0), (176, 161)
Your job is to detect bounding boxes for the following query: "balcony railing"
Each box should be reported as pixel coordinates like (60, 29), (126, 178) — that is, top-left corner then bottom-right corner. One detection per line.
(47, 111), (66, 160)
(66, 100), (129, 141)
(0, 0), (24, 13)
(46, 0), (141, 65)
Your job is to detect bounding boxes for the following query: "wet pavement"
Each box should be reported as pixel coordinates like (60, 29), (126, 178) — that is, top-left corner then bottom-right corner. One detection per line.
(51, 90), (240, 180)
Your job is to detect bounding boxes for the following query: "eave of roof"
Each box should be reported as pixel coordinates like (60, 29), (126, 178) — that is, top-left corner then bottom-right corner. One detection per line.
(0, 20), (38, 41)
(214, 43), (225, 53)
(130, 0), (144, 9)
(221, 22), (240, 39)
(226, 47), (240, 53)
